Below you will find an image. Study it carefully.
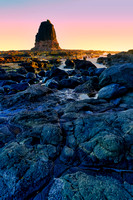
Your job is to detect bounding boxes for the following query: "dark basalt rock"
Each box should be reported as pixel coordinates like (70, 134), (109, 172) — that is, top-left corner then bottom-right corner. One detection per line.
(67, 69), (77, 76)
(75, 59), (96, 71)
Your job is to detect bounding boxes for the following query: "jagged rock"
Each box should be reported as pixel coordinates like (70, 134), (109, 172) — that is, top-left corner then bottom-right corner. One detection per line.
(32, 20), (60, 51)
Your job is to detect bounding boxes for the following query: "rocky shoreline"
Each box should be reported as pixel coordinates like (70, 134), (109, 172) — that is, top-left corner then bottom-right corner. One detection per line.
(0, 55), (133, 199)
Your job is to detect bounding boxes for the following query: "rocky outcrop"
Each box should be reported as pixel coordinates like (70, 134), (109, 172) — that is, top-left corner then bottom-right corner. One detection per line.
(32, 20), (60, 51)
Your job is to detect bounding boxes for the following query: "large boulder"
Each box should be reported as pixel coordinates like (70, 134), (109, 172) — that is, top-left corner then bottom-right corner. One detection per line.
(49, 66), (68, 81)
(99, 63), (133, 89)
(94, 67), (106, 76)
(98, 83), (127, 99)
(59, 77), (80, 89)
(75, 109), (133, 166)
(75, 59), (96, 71)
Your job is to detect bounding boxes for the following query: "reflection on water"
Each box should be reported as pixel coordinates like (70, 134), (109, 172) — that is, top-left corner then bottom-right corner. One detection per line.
(87, 57), (106, 68)
(59, 57), (106, 71)
(79, 93), (98, 100)
(56, 88), (98, 102)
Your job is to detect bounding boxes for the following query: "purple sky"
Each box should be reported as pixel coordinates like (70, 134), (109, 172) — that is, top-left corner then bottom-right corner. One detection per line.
(0, 0), (133, 51)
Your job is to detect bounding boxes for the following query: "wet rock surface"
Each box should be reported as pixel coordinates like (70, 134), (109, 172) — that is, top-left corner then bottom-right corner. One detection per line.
(0, 58), (133, 199)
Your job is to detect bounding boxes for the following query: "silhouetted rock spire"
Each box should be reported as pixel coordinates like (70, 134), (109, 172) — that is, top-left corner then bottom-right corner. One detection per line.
(32, 19), (60, 51)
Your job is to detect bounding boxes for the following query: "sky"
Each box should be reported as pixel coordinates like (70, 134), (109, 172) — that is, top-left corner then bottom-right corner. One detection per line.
(0, 0), (133, 51)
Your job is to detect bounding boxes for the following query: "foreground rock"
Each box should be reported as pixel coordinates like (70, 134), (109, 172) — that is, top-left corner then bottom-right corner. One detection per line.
(0, 57), (133, 199)
(48, 172), (133, 200)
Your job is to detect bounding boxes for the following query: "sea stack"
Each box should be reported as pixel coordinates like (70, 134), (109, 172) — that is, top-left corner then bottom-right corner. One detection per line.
(32, 20), (60, 51)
